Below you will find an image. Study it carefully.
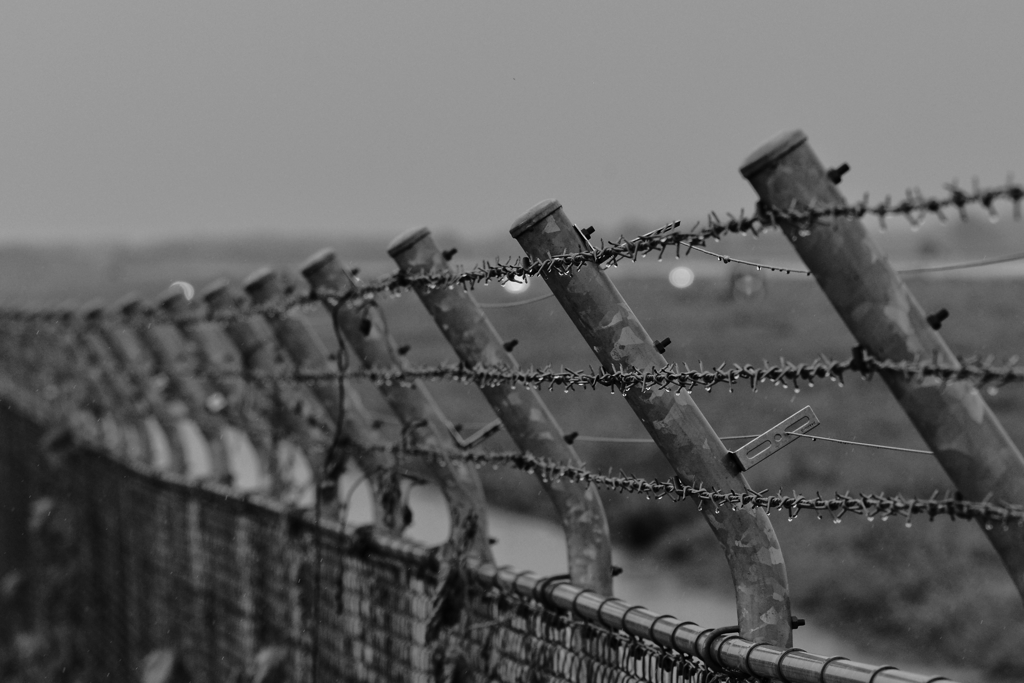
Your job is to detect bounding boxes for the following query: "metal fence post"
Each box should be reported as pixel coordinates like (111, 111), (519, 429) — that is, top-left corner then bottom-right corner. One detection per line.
(205, 278), (405, 532)
(161, 291), (274, 493)
(124, 296), (229, 483)
(387, 228), (614, 595)
(96, 298), (183, 474)
(241, 270), (393, 481)
(299, 255), (494, 560)
(78, 304), (153, 464)
(740, 130), (1024, 598)
(511, 201), (793, 646)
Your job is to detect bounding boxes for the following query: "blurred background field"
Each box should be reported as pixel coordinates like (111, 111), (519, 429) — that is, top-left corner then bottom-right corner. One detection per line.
(1, 216), (1022, 679)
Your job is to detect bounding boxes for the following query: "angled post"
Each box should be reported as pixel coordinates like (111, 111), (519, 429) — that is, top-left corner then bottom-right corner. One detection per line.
(162, 291), (274, 493)
(42, 307), (120, 451)
(77, 304), (152, 463)
(387, 228), (614, 594)
(299, 254), (494, 560)
(205, 278), (404, 531)
(96, 298), (183, 473)
(512, 201), (793, 645)
(124, 295), (229, 483)
(740, 130), (1024, 599)
(241, 268), (380, 482)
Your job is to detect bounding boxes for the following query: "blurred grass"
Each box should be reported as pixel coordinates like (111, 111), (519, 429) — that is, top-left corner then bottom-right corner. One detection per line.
(1, 240), (1022, 679)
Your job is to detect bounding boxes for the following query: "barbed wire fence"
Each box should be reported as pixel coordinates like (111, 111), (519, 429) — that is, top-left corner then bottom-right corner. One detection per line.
(2, 133), (1023, 682)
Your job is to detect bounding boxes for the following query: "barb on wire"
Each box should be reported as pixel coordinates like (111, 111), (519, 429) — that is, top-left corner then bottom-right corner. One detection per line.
(374, 440), (1024, 527)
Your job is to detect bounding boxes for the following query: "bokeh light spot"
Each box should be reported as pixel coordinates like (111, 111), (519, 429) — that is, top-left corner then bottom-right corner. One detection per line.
(502, 278), (530, 294)
(668, 267), (695, 289)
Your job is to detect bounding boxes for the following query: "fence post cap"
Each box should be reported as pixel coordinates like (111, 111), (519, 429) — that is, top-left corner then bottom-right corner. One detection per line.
(201, 277), (231, 302)
(300, 248), (337, 278)
(510, 199), (562, 238)
(387, 227), (431, 257)
(112, 292), (143, 315)
(243, 266), (276, 292)
(80, 298), (106, 319)
(156, 288), (188, 311)
(740, 129), (807, 179)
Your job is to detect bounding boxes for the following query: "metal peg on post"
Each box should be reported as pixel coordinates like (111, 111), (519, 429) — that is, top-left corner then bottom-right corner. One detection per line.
(511, 201), (793, 646)
(387, 228), (614, 594)
(300, 252), (494, 560)
(740, 130), (1024, 598)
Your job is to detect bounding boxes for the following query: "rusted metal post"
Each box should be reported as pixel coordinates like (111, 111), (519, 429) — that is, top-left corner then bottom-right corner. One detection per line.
(205, 278), (405, 531)
(741, 130), (1024, 598)
(512, 201), (793, 645)
(387, 228), (614, 594)
(299, 256), (494, 559)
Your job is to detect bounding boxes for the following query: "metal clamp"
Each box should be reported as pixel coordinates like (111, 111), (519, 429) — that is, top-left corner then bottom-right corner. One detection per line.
(731, 406), (820, 471)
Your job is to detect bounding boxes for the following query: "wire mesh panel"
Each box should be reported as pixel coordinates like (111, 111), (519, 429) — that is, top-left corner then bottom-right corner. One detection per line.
(61, 449), (751, 683)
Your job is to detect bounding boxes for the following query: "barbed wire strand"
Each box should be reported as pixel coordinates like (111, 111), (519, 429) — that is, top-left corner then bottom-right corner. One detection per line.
(376, 440), (1024, 527)
(0, 180), (1019, 323)
(307, 180), (1024, 306)
(274, 351), (1024, 394)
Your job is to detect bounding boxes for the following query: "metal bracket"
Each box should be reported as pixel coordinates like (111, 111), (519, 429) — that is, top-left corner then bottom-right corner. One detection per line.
(448, 418), (503, 450)
(731, 406), (820, 471)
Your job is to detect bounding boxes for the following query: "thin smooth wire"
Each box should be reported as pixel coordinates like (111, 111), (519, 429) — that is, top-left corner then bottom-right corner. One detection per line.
(688, 244), (1024, 277)
(571, 431), (932, 454)
(897, 250), (1024, 275)
(477, 293), (556, 308)
(785, 431), (932, 454)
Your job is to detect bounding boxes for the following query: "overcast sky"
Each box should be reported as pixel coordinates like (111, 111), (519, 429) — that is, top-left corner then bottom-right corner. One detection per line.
(3, 2), (1023, 245)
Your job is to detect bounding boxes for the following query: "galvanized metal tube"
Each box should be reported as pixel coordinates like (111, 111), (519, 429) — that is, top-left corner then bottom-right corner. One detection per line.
(77, 305), (153, 463)
(387, 228), (614, 594)
(41, 309), (122, 452)
(242, 269), (391, 477)
(161, 292), (274, 493)
(205, 279), (404, 531)
(97, 299), (184, 474)
(511, 201), (793, 646)
(299, 252), (494, 559)
(740, 130), (1024, 600)
(125, 297), (230, 483)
